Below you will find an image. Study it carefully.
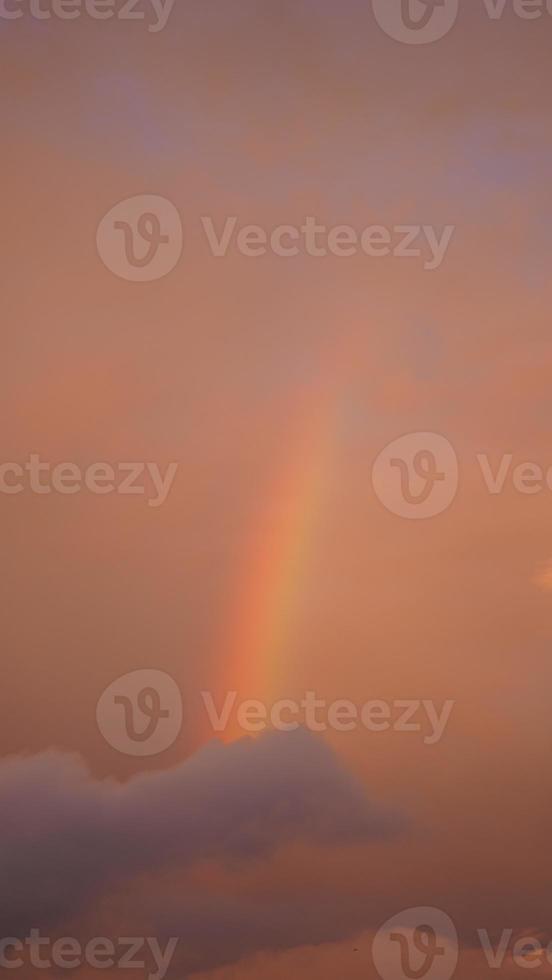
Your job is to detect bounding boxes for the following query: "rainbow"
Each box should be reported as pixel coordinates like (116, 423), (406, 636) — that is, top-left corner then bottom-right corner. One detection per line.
(214, 343), (352, 740)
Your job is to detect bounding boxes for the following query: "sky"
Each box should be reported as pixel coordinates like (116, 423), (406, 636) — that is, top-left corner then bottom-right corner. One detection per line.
(1, 2), (552, 978)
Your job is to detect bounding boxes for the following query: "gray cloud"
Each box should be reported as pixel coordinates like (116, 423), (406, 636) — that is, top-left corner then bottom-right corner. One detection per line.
(0, 729), (403, 937)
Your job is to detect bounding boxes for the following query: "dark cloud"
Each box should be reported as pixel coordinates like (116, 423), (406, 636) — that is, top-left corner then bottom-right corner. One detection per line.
(0, 729), (403, 937)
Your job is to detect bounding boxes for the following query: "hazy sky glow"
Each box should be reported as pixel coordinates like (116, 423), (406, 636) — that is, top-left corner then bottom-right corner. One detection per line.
(1, 2), (552, 978)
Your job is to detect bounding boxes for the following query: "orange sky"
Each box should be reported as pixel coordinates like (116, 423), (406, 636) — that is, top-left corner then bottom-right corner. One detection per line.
(1, 2), (552, 977)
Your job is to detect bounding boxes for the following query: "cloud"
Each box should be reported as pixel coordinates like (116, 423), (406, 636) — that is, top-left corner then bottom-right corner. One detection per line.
(0, 729), (403, 937)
